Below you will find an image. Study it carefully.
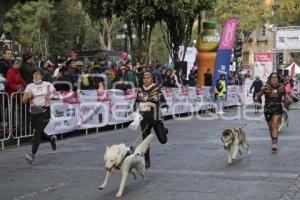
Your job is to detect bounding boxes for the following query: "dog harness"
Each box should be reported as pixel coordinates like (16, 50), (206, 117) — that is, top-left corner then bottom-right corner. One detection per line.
(115, 147), (135, 170)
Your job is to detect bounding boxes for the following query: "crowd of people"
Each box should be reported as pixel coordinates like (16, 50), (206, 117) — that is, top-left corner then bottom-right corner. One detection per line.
(1, 49), (261, 98)
(0, 50), (202, 94)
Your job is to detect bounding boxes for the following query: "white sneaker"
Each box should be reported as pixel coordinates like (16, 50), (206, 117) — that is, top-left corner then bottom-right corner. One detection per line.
(25, 154), (34, 164)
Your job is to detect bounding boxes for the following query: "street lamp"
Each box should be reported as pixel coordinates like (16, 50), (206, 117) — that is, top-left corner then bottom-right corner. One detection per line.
(272, 0), (280, 72)
(116, 24), (136, 53)
(116, 24), (128, 52)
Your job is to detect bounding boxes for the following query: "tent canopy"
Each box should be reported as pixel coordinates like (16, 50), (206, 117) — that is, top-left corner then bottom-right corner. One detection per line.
(285, 62), (300, 75)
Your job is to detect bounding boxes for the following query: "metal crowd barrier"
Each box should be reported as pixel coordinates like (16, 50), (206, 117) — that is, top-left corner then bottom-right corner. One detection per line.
(0, 92), (11, 150)
(1, 86), (241, 150)
(10, 92), (32, 147)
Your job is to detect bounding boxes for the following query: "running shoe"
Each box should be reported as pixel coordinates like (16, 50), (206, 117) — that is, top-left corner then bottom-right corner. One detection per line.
(272, 143), (278, 152)
(25, 153), (34, 164)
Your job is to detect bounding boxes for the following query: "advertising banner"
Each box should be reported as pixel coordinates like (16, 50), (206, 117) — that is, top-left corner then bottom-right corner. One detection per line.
(45, 86), (240, 135)
(276, 27), (300, 50)
(161, 87), (173, 116)
(213, 17), (238, 87)
(108, 89), (136, 125)
(253, 52), (272, 81)
(78, 90), (109, 129)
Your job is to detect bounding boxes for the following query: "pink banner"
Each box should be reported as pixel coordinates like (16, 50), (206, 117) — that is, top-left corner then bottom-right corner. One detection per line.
(254, 53), (272, 62)
(219, 18), (238, 49)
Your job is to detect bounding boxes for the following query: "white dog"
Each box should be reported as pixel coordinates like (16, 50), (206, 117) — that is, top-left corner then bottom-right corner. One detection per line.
(221, 128), (251, 164)
(99, 134), (153, 197)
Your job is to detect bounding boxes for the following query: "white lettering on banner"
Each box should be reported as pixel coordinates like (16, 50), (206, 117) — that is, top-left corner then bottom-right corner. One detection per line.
(221, 23), (236, 48)
(45, 86), (241, 135)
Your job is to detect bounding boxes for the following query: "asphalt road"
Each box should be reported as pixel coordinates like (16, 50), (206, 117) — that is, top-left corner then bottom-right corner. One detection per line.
(1, 104), (300, 200)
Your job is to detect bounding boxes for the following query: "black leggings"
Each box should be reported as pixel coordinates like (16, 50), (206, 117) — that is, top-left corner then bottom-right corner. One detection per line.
(141, 119), (167, 144)
(30, 108), (51, 154)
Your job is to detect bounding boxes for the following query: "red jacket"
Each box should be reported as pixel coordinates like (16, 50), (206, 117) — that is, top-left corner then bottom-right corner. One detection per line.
(6, 67), (27, 96)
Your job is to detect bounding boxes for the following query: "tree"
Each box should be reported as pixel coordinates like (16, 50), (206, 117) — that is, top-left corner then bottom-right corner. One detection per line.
(81, 0), (158, 64)
(0, 0), (24, 35)
(213, 0), (269, 41)
(81, 0), (125, 51)
(274, 0), (300, 27)
(117, 0), (158, 64)
(49, 0), (85, 58)
(154, 0), (217, 63)
(3, 0), (54, 55)
(149, 23), (169, 64)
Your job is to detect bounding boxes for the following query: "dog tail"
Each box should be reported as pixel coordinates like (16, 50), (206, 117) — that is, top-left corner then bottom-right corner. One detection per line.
(134, 134), (154, 155)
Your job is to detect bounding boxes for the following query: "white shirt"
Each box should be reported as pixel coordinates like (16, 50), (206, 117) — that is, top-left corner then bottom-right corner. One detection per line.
(53, 67), (61, 78)
(24, 81), (55, 107)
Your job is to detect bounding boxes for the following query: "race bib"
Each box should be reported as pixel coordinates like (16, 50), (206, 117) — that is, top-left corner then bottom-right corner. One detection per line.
(140, 102), (151, 112)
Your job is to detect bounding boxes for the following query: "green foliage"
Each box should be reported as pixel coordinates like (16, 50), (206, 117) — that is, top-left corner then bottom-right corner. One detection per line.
(124, 0), (158, 63)
(213, 0), (269, 40)
(49, 0), (85, 58)
(3, 0), (54, 54)
(274, 0), (300, 27)
(154, 0), (217, 62)
(81, 15), (100, 51)
(81, 0), (129, 20)
(149, 23), (169, 64)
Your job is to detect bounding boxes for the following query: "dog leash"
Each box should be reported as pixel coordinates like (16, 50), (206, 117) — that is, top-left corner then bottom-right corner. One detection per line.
(240, 121), (256, 129)
(130, 124), (150, 147)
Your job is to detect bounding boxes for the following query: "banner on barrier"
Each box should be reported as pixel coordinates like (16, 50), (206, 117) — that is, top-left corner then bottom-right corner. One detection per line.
(45, 86), (240, 135)
(109, 89), (136, 125)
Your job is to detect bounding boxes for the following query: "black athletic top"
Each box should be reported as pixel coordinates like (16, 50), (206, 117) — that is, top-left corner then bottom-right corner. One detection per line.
(134, 84), (167, 120)
(262, 83), (285, 106)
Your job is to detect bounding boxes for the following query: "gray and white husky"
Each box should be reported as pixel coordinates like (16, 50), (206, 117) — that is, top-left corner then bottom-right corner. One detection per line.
(221, 128), (251, 164)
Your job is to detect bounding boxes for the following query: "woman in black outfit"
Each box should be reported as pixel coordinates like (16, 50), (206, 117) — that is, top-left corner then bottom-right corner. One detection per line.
(256, 72), (291, 152)
(134, 72), (168, 168)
